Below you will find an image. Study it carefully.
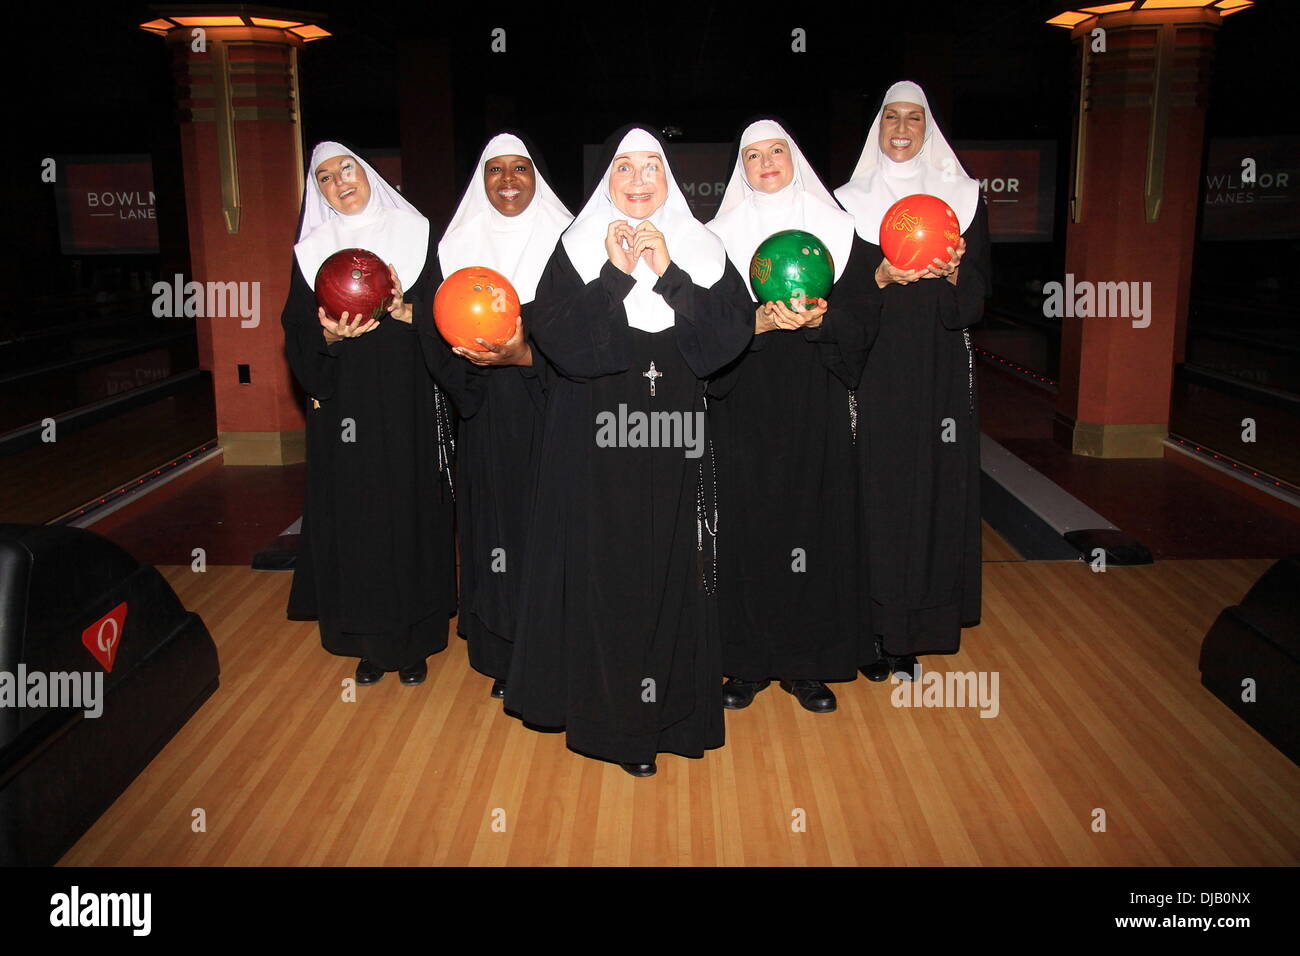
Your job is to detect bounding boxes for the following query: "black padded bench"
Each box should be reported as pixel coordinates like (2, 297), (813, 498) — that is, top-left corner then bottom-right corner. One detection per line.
(0, 524), (219, 865)
(1199, 554), (1300, 766)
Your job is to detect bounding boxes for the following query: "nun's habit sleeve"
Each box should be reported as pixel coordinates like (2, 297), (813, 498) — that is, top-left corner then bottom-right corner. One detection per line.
(650, 259), (753, 379)
(799, 235), (881, 389)
(280, 257), (343, 400)
(529, 251), (638, 380)
(936, 201), (991, 331)
(531, 254), (751, 384)
(408, 245), (491, 418)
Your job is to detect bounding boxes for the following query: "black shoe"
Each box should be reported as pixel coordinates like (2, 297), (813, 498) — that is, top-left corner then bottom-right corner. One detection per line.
(722, 677), (771, 710)
(861, 659), (892, 682)
(891, 656), (919, 681)
(490, 678), (506, 699)
(398, 660), (427, 685)
(621, 762), (657, 777)
(355, 659), (383, 685)
(779, 679), (837, 713)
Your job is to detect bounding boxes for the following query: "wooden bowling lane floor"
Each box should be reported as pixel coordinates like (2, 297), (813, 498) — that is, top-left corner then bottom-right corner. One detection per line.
(981, 520), (1023, 562)
(60, 559), (1298, 866)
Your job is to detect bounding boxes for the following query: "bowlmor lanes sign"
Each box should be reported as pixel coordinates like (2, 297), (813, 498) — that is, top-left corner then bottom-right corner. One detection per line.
(954, 140), (1057, 243)
(1201, 136), (1299, 241)
(55, 154), (158, 255)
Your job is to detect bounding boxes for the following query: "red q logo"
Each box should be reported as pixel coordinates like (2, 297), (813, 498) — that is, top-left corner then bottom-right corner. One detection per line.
(82, 602), (127, 672)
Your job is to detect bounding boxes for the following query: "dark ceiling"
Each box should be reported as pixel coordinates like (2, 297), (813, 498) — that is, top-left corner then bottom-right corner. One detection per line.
(6, 1), (1294, 221)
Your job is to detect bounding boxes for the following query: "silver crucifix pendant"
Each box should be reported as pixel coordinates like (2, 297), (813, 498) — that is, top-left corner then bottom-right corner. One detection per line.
(642, 360), (663, 397)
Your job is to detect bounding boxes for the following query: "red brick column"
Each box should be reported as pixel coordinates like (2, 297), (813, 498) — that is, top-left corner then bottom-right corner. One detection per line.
(144, 14), (329, 464)
(1050, 5), (1232, 458)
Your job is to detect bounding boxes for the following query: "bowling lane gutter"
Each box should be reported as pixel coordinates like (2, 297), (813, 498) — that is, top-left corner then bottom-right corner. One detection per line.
(979, 434), (1152, 566)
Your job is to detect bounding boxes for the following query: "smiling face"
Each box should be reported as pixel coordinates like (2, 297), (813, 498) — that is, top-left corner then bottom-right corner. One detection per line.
(608, 150), (668, 219)
(878, 101), (926, 163)
(484, 154), (536, 217)
(315, 154), (371, 215)
(741, 138), (795, 194)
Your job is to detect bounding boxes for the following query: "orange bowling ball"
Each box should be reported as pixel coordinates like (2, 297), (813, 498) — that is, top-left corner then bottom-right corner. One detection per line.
(879, 194), (961, 272)
(433, 267), (521, 350)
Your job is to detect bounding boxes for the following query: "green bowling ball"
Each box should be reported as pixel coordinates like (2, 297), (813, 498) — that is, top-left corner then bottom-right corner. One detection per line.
(749, 229), (835, 308)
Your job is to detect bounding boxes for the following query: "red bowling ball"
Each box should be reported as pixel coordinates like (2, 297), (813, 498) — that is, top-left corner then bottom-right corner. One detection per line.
(434, 267), (521, 350)
(879, 194), (962, 272)
(315, 248), (393, 323)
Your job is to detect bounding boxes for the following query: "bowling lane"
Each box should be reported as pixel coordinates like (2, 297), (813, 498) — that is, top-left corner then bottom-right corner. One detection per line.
(0, 377), (214, 525)
(977, 359), (1300, 560)
(98, 463), (307, 567)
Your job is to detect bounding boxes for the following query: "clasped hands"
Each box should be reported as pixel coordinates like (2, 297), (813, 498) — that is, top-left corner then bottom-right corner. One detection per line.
(875, 238), (966, 288)
(605, 220), (671, 277)
(320, 263), (410, 343)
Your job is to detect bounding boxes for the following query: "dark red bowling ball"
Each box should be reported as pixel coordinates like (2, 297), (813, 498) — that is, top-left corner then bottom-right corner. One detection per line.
(315, 248), (393, 323)
(879, 194), (961, 272)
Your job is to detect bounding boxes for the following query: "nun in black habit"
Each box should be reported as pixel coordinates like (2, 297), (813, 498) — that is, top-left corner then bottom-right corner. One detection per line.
(834, 81), (991, 671)
(504, 125), (753, 776)
(281, 141), (466, 686)
(705, 118), (876, 713)
(435, 132), (572, 698)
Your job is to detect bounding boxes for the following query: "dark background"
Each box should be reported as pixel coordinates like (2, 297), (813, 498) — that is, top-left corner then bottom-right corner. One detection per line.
(8, 1), (1297, 266)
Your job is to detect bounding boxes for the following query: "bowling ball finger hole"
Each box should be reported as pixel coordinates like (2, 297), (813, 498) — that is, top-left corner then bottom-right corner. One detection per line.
(801, 247), (810, 255)
(351, 269), (362, 279)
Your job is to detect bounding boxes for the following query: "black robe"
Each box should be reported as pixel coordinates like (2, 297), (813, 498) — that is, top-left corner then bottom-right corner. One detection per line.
(441, 307), (546, 680)
(281, 232), (461, 671)
(434, 128), (563, 680)
(707, 235), (877, 681)
(854, 201), (991, 658)
(504, 251), (752, 765)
